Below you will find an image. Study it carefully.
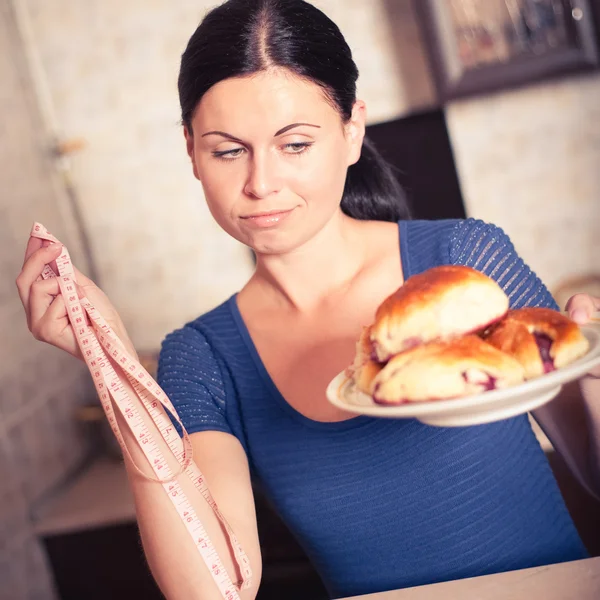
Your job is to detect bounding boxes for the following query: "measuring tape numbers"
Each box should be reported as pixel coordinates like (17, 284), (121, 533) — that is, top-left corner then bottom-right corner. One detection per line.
(31, 223), (252, 600)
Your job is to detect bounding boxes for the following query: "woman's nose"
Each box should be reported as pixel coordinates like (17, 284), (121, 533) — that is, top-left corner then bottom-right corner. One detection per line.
(244, 152), (281, 199)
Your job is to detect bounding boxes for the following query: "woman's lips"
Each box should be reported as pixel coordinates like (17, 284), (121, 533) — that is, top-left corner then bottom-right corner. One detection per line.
(240, 209), (294, 228)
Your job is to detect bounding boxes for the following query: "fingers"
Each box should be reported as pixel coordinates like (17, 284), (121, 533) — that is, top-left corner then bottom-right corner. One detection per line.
(31, 294), (67, 342)
(16, 244), (62, 311)
(565, 294), (600, 324)
(72, 265), (95, 288)
(23, 234), (93, 286)
(40, 239), (62, 274)
(23, 236), (44, 265)
(28, 278), (61, 330)
(30, 293), (81, 358)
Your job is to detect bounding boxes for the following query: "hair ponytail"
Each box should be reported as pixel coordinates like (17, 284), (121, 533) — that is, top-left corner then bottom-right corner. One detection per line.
(342, 137), (411, 222)
(179, 0), (411, 223)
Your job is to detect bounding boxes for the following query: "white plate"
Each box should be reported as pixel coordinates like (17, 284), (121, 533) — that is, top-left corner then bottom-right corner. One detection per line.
(326, 325), (600, 427)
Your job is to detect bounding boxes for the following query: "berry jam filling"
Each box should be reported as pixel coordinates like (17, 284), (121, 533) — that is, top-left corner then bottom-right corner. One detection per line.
(482, 376), (497, 391)
(461, 371), (497, 391)
(533, 333), (555, 373)
(402, 336), (422, 350)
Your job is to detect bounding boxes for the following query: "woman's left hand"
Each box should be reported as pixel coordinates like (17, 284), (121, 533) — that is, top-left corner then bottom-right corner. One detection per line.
(566, 293), (600, 325)
(566, 293), (600, 377)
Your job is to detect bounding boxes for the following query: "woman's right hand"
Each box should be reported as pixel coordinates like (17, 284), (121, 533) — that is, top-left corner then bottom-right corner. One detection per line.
(16, 235), (130, 360)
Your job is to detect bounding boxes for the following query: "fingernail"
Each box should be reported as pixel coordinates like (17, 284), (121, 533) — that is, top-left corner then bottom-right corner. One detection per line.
(572, 309), (588, 324)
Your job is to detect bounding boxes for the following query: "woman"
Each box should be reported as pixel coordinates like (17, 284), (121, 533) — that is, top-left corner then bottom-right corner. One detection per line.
(16, 1), (600, 599)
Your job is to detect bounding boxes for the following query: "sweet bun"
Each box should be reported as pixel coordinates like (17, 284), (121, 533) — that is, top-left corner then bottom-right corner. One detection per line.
(354, 360), (383, 396)
(483, 307), (589, 379)
(345, 326), (383, 395)
(372, 336), (525, 405)
(370, 266), (509, 361)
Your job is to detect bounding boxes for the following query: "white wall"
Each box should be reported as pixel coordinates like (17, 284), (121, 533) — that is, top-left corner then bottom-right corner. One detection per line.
(12, 0), (600, 339)
(19, 0), (435, 349)
(446, 73), (600, 297)
(1, 1), (96, 597)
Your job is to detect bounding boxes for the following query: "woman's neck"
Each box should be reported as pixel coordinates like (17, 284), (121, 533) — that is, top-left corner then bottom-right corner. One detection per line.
(250, 212), (370, 313)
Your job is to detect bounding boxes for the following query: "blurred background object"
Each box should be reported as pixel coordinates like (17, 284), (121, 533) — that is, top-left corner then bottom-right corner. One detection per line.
(417, 0), (599, 100)
(1, 1), (599, 598)
(553, 273), (600, 309)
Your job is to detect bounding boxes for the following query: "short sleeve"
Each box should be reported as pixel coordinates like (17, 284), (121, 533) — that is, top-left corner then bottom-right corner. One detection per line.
(157, 325), (233, 436)
(449, 219), (559, 311)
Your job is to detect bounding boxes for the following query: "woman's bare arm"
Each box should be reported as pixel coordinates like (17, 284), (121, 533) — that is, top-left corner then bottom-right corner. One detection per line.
(17, 240), (262, 600)
(120, 408), (263, 600)
(532, 377), (600, 500)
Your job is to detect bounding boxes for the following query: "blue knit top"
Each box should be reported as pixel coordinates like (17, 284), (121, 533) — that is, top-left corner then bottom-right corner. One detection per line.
(157, 219), (587, 599)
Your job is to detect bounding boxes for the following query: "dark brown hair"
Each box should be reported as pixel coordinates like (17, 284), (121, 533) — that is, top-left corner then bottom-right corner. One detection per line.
(178, 0), (410, 222)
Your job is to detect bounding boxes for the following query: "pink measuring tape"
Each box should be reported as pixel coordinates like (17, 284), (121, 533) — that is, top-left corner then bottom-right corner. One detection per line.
(31, 223), (252, 599)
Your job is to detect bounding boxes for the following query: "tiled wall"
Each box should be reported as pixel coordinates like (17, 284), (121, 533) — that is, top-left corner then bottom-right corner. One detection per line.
(1, 1), (97, 598)
(446, 73), (600, 297)
(12, 0), (599, 348)
(20, 0), (436, 350)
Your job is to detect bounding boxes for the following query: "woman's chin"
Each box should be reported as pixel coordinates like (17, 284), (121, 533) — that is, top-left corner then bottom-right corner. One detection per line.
(250, 236), (300, 256)
(238, 220), (302, 255)
(234, 208), (339, 257)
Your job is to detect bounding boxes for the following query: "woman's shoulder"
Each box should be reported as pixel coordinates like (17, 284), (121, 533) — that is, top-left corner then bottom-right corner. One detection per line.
(159, 296), (237, 370)
(400, 217), (556, 309)
(399, 217), (515, 276)
(157, 298), (239, 436)
(399, 217), (462, 276)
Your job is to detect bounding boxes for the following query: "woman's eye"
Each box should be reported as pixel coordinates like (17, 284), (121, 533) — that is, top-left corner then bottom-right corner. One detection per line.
(213, 147), (245, 160)
(212, 142), (312, 160)
(283, 142), (313, 155)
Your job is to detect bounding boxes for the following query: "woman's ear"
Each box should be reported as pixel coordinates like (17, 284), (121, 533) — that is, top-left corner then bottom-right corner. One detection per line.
(184, 125), (201, 181)
(345, 100), (367, 166)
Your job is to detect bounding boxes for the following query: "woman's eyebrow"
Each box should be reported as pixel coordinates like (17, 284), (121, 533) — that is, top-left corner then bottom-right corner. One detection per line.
(200, 123), (320, 142)
(275, 122), (321, 136)
(201, 131), (244, 143)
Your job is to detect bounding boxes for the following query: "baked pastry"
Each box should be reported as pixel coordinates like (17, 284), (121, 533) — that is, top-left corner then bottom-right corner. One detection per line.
(370, 266), (509, 361)
(482, 307), (589, 379)
(372, 335), (525, 405)
(346, 325), (383, 395)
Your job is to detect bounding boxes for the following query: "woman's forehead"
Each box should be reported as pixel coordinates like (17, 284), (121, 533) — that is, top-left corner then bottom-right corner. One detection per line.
(192, 69), (339, 134)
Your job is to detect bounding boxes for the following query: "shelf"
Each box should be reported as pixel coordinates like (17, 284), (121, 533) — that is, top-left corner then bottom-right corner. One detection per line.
(34, 456), (135, 537)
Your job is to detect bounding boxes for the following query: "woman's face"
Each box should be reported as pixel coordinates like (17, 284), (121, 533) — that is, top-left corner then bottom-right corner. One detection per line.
(185, 68), (366, 255)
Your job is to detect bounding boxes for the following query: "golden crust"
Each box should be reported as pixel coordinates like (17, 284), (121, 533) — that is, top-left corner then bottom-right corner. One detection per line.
(483, 308), (589, 379)
(345, 326), (384, 395)
(372, 335), (524, 404)
(370, 266), (508, 361)
(354, 360), (384, 396)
